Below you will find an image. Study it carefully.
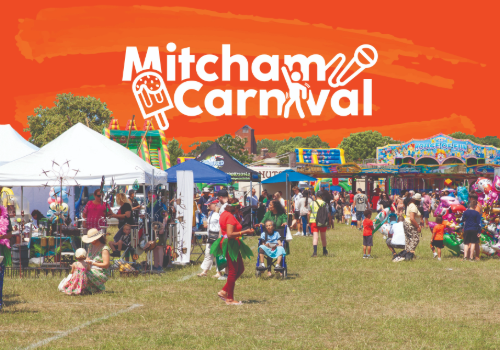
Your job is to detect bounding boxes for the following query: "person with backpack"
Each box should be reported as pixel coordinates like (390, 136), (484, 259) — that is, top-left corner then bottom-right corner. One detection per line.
(309, 190), (330, 257)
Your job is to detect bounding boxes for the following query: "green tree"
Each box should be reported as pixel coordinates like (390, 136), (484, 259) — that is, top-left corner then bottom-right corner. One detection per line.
(338, 131), (401, 162)
(167, 138), (185, 165)
(449, 132), (500, 147)
(188, 134), (254, 164)
(25, 93), (113, 147)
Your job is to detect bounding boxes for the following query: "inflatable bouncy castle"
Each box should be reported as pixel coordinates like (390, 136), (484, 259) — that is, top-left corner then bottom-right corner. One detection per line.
(104, 118), (171, 170)
(295, 148), (345, 165)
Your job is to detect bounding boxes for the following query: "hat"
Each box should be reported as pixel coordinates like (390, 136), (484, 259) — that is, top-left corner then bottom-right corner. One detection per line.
(202, 187), (210, 193)
(413, 193), (422, 200)
(409, 190), (415, 194)
(209, 199), (219, 205)
(82, 228), (104, 243)
(217, 189), (228, 197)
(75, 248), (87, 259)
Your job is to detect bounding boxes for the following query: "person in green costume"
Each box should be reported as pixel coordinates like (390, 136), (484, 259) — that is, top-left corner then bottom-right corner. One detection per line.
(258, 200), (287, 229)
(211, 198), (253, 305)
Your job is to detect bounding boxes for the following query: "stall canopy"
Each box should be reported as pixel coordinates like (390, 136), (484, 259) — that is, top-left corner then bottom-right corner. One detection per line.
(0, 124), (39, 166)
(0, 123), (166, 186)
(262, 169), (316, 215)
(165, 159), (232, 183)
(262, 169), (317, 183)
(195, 142), (261, 182)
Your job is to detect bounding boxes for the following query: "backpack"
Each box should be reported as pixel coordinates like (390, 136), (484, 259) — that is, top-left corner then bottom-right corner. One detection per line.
(314, 201), (329, 228)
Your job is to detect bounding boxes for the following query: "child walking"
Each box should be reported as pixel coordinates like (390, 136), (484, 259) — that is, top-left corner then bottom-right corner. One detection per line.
(362, 210), (374, 258)
(344, 205), (351, 225)
(62, 248), (89, 295)
(351, 205), (357, 229)
(431, 216), (445, 261)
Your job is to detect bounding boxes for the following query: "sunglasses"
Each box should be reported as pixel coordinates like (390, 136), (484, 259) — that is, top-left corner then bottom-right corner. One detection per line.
(95, 194), (101, 197)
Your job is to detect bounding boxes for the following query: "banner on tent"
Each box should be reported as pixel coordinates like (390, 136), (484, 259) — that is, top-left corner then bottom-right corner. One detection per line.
(176, 170), (193, 264)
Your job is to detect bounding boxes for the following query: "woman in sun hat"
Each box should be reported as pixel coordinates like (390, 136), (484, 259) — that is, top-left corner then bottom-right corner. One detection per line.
(82, 228), (111, 293)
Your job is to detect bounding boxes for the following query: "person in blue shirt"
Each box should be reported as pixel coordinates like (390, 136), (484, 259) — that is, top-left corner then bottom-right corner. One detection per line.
(197, 188), (211, 230)
(258, 220), (286, 276)
(461, 200), (482, 261)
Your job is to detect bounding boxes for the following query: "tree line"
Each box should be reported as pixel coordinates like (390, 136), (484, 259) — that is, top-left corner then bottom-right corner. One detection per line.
(25, 94), (500, 165)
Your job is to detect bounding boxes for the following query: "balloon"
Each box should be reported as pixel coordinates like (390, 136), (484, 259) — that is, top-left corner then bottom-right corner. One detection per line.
(450, 204), (466, 213)
(481, 244), (495, 256)
(428, 221), (437, 232)
(60, 203), (69, 213)
(475, 177), (493, 194)
(380, 222), (391, 236)
(457, 186), (469, 206)
(443, 214), (455, 222)
(443, 235), (462, 256)
(493, 176), (500, 193)
(440, 196), (460, 207)
(373, 208), (390, 233)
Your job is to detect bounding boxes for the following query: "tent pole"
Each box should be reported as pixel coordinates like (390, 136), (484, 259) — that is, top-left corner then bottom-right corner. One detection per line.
(150, 168), (154, 272)
(20, 186), (23, 278)
(286, 173), (289, 227)
(143, 180), (149, 271)
(249, 179), (253, 226)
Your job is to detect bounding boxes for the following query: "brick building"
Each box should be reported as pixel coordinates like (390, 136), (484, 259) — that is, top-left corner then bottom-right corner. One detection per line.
(235, 125), (257, 155)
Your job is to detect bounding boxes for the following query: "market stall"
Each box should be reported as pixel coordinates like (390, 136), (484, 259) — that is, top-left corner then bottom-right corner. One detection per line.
(0, 123), (167, 274)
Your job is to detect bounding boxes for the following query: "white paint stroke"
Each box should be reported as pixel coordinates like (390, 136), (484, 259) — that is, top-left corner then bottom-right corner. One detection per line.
(20, 304), (142, 350)
(177, 272), (198, 281)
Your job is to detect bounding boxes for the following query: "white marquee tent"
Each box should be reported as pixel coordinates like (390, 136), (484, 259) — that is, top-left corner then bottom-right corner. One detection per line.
(0, 125), (51, 217)
(0, 123), (167, 186)
(0, 124), (39, 167)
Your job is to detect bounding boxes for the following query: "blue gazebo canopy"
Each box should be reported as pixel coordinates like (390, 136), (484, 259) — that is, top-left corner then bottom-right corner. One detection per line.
(165, 160), (232, 183)
(262, 169), (316, 183)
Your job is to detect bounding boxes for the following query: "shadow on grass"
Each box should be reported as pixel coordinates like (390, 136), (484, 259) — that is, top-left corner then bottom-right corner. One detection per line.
(243, 299), (267, 304)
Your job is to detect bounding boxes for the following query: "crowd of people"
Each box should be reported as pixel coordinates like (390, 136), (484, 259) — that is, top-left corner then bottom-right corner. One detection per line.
(1, 182), (483, 303)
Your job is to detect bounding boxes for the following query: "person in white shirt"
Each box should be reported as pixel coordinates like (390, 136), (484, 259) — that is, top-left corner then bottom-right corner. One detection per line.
(292, 186), (303, 234)
(198, 202), (222, 277)
(295, 190), (311, 236)
(274, 192), (286, 208)
(246, 188), (259, 207)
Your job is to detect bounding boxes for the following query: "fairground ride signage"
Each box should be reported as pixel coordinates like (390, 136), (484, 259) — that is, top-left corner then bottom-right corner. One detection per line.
(122, 43), (378, 130)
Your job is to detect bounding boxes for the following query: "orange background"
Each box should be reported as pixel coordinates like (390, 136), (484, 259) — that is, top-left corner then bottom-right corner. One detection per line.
(2, 1), (498, 151)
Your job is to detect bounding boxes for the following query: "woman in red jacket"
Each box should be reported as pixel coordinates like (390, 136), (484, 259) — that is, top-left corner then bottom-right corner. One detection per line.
(211, 198), (253, 305)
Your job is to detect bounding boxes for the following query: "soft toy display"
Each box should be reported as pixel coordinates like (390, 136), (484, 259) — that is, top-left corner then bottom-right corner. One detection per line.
(432, 177), (500, 257)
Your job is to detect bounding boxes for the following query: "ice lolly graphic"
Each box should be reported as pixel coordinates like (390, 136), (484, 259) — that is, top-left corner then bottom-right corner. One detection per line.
(132, 71), (173, 130)
(328, 44), (378, 88)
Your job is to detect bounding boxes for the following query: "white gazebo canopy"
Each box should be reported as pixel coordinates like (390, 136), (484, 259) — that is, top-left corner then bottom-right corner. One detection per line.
(0, 123), (166, 186)
(0, 124), (39, 166)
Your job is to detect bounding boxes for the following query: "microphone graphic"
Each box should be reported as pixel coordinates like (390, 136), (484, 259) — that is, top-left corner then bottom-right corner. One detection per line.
(328, 44), (378, 88)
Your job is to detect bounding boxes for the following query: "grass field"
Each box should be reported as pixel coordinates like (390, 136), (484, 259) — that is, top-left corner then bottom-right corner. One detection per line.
(2, 223), (500, 349)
